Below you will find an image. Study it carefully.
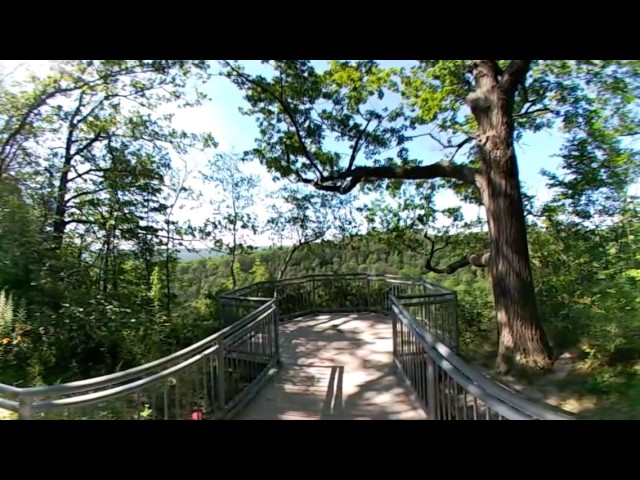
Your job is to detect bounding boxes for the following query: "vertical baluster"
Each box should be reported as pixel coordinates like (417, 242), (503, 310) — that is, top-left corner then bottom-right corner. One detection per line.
(418, 344), (426, 404)
(462, 390), (468, 420)
(163, 382), (170, 420)
(151, 390), (158, 420)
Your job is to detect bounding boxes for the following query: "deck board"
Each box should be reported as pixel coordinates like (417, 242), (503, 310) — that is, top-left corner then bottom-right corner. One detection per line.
(237, 313), (427, 420)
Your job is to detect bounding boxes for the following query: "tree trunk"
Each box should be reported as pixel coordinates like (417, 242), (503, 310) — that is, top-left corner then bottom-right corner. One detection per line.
(469, 61), (554, 373)
(165, 244), (172, 319)
(52, 159), (71, 250)
(278, 242), (307, 280)
(481, 167), (554, 373)
(230, 247), (237, 289)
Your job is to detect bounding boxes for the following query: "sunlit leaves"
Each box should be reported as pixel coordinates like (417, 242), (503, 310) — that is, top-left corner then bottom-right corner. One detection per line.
(223, 60), (411, 182)
(400, 60), (472, 132)
(531, 60), (640, 222)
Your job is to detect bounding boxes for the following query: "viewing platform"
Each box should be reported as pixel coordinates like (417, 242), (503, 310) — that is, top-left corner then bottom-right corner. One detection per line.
(0, 274), (573, 421)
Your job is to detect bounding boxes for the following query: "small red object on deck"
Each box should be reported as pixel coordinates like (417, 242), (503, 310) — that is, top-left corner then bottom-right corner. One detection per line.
(191, 409), (203, 420)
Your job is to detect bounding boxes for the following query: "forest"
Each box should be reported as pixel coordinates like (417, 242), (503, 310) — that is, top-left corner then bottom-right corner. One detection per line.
(0, 60), (639, 419)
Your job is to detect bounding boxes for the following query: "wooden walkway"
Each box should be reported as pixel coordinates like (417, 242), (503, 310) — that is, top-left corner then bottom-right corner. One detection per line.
(238, 313), (427, 420)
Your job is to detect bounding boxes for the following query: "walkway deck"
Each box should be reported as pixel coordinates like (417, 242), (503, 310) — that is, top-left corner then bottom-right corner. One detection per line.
(238, 313), (428, 420)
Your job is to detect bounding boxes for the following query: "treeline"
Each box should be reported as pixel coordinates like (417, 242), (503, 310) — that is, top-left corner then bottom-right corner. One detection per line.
(172, 209), (640, 416)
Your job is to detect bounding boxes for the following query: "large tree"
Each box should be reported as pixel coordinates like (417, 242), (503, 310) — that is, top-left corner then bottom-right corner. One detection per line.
(222, 60), (640, 373)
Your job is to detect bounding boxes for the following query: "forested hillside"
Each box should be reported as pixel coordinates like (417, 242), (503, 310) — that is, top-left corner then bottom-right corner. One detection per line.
(1, 60), (639, 418)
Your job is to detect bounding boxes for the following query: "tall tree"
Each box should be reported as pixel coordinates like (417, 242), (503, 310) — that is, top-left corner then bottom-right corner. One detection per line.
(0, 61), (218, 381)
(200, 153), (261, 289)
(222, 60), (640, 373)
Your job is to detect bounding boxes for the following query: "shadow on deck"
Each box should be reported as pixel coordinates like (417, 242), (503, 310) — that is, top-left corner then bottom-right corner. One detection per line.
(238, 313), (427, 420)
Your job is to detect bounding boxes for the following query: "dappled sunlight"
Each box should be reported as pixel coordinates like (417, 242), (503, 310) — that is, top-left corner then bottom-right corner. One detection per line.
(0, 407), (16, 420)
(475, 351), (614, 416)
(239, 313), (427, 420)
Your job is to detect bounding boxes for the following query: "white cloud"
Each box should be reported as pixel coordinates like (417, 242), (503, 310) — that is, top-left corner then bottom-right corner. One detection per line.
(0, 60), (56, 82)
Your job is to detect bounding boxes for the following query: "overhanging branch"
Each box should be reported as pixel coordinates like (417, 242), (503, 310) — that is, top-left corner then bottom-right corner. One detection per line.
(307, 160), (480, 195)
(222, 61), (326, 180)
(423, 234), (490, 274)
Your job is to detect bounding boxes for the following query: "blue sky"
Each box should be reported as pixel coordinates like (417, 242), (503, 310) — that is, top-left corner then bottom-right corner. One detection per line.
(0, 60), (601, 245)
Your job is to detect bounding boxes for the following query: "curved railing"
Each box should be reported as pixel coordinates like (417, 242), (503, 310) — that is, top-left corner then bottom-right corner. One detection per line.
(219, 273), (459, 347)
(0, 273), (573, 420)
(0, 299), (280, 420)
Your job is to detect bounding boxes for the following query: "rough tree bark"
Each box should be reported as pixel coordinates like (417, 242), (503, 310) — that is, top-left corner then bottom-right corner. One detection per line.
(467, 60), (554, 372)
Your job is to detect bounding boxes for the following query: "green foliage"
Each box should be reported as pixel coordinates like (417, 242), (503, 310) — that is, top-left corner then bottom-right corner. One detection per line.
(0, 61), (217, 386)
(223, 59), (639, 374)
(222, 60), (640, 225)
(172, 205), (640, 417)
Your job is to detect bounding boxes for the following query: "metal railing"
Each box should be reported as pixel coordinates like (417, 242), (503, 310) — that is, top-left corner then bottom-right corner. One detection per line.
(220, 273), (572, 420)
(0, 273), (573, 420)
(0, 299), (279, 419)
(220, 273), (458, 348)
(391, 298), (573, 420)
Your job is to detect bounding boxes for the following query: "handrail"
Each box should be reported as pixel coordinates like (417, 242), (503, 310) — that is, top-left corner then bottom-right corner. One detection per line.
(390, 297), (573, 420)
(5, 299), (275, 398)
(219, 273), (454, 300)
(0, 397), (17, 411)
(0, 299), (277, 417)
(30, 343), (221, 412)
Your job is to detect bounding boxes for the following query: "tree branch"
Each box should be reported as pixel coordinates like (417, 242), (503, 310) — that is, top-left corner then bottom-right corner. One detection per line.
(423, 234), (490, 274)
(514, 107), (552, 118)
(222, 61), (325, 180)
(346, 116), (373, 172)
(501, 60), (532, 97)
(70, 130), (107, 161)
(65, 188), (108, 204)
(278, 229), (327, 280)
(309, 160), (480, 195)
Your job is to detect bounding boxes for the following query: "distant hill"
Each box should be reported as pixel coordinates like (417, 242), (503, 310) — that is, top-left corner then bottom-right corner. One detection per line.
(177, 246), (272, 262)
(176, 249), (222, 262)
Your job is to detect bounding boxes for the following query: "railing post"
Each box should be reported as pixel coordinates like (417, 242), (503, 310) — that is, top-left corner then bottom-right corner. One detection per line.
(18, 394), (33, 420)
(216, 344), (226, 414)
(274, 304), (281, 365)
(217, 300), (225, 328)
(452, 292), (459, 353)
(392, 312), (398, 360)
(426, 357), (438, 420)
(311, 277), (316, 313)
